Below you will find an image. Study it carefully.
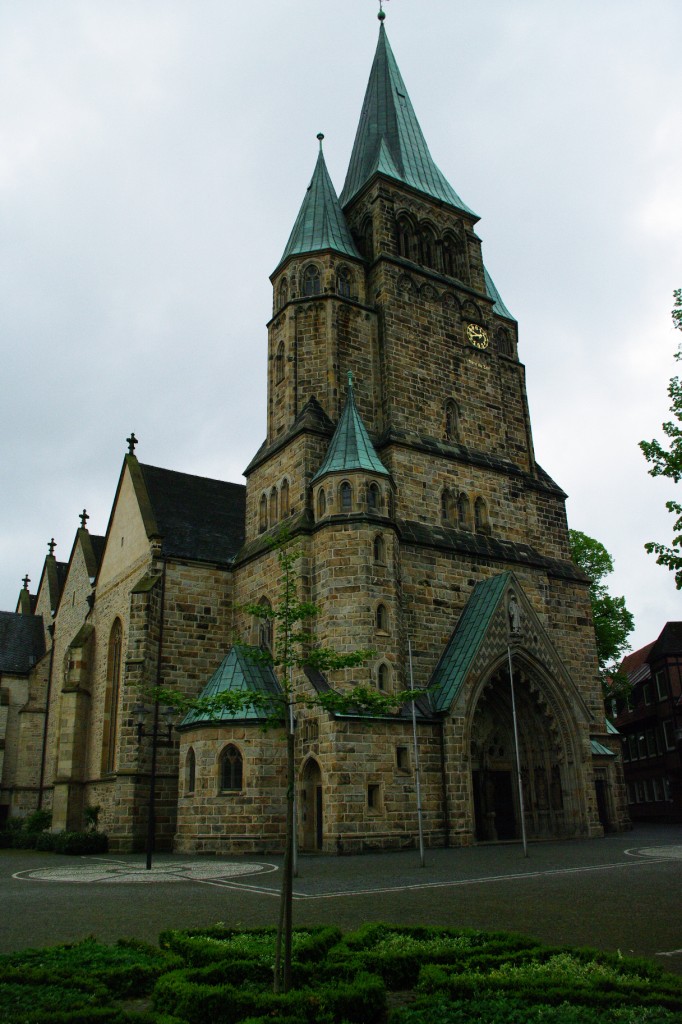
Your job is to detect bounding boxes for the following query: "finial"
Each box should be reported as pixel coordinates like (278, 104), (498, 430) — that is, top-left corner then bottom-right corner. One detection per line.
(47, 538), (57, 556)
(79, 509), (89, 529)
(126, 431), (138, 455)
(378, 0), (389, 21)
(317, 132), (325, 150)
(347, 370), (354, 390)
(22, 574), (30, 590)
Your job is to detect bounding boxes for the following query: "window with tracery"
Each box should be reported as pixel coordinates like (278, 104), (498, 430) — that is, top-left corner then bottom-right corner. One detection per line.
(219, 744), (243, 791)
(278, 277), (288, 309)
(340, 481), (352, 512)
(303, 264), (321, 296)
(337, 267), (351, 298)
(397, 217), (412, 259)
(419, 226), (436, 268)
(457, 493), (470, 530)
(102, 619), (123, 774)
(445, 400), (459, 441)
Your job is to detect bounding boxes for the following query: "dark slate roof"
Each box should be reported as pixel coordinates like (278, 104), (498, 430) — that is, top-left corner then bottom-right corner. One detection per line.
(484, 266), (515, 322)
(312, 375), (389, 482)
(244, 397), (334, 477)
(430, 573), (511, 712)
(180, 645), (283, 726)
(649, 622), (682, 663)
(277, 144), (361, 271)
(139, 463), (246, 565)
(620, 641), (655, 682)
(0, 612), (46, 674)
(340, 24), (474, 215)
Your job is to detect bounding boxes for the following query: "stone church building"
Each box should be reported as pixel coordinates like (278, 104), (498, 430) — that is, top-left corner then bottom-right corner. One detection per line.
(0, 20), (628, 853)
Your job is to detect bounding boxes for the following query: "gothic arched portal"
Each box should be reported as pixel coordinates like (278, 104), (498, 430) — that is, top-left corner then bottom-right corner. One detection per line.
(467, 655), (586, 843)
(299, 757), (323, 852)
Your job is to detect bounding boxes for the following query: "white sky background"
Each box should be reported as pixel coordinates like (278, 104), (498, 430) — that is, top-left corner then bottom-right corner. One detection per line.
(0, 0), (680, 652)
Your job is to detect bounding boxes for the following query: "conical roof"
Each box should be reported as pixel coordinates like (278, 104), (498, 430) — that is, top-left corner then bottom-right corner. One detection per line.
(180, 645), (283, 726)
(312, 373), (389, 482)
(277, 140), (361, 271)
(340, 24), (475, 215)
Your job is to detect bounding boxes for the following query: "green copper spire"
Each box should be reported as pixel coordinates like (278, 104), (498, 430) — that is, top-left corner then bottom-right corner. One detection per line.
(340, 24), (475, 215)
(181, 645), (282, 726)
(277, 135), (361, 270)
(312, 372), (389, 481)
(484, 266), (515, 321)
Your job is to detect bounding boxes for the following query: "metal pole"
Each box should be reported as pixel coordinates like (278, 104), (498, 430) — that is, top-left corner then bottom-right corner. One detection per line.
(289, 665), (298, 878)
(507, 644), (528, 858)
(145, 698), (159, 870)
(408, 639), (426, 867)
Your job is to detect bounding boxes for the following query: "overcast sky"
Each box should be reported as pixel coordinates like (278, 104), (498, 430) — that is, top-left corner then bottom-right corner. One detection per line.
(1, 0), (680, 653)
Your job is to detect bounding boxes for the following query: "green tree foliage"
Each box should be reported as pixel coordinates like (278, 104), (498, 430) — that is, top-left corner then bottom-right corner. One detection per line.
(639, 289), (682, 588)
(568, 530), (634, 682)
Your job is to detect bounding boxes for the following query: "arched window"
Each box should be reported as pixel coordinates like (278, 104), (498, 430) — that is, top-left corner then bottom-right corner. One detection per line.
(259, 494), (268, 533)
(457, 493), (470, 530)
(442, 233), (456, 277)
(303, 264), (321, 296)
(397, 217), (412, 259)
(258, 597), (273, 651)
(269, 487), (278, 527)
(340, 481), (352, 512)
(280, 479), (290, 518)
(445, 400), (459, 441)
(419, 225), (436, 268)
(373, 534), (385, 564)
(375, 603), (389, 633)
(278, 277), (288, 309)
(337, 267), (351, 298)
(102, 619), (123, 774)
(443, 227), (468, 282)
(275, 341), (285, 384)
(368, 482), (380, 512)
(317, 488), (326, 518)
(377, 663), (390, 692)
(219, 744), (243, 791)
(496, 327), (513, 357)
(441, 488), (450, 523)
(186, 748), (196, 794)
(474, 497), (488, 533)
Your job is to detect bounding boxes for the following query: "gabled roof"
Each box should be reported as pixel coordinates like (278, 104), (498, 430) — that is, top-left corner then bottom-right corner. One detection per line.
(0, 612), (45, 674)
(430, 573), (512, 713)
(484, 266), (515, 322)
(123, 459), (245, 566)
(180, 645), (282, 726)
(649, 621), (682, 663)
(312, 375), (389, 482)
(340, 23), (475, 216)
(277, 143), (361, 272)
(620, 641), (655, 683)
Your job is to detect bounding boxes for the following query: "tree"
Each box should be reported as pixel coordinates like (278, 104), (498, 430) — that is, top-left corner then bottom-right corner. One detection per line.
(156, 530), (415, 993)
(639, 289), (682, 589)
(568, 529), (634, 684)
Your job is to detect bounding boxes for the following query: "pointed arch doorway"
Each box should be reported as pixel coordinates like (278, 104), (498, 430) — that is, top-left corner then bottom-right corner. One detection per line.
(300, 758), (323, 851)
(469, 657), (583, 842)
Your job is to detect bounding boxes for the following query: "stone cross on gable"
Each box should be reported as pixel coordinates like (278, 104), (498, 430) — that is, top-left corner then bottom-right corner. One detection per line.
(47, 538), (57, 556)
(79, 509), (89, 529)
(126, 432), (138, 455)
(22, 574), (30, 590)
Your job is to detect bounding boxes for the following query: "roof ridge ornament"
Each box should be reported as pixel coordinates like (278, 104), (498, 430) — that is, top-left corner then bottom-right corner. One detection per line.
(317, 132), (324, 149)
(378, 0), (389, 22)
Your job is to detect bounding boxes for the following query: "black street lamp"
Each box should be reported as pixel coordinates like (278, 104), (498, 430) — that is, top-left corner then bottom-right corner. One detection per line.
(133, 700), (175, 870)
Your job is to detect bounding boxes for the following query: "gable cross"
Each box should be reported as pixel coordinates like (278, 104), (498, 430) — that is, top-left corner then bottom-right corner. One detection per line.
(47, 538), (57, 556)
(22, 574), (30, 590)
(79, 509), (89, 529)
(126, 432), (138, 455)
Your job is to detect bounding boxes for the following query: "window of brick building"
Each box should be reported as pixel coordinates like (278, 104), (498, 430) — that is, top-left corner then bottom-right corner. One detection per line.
(220, 745), (243, 791)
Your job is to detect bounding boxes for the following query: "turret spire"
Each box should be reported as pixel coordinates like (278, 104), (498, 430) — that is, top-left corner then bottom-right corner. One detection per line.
(340, 24), (475, 215)
(312, 374), (389, 481)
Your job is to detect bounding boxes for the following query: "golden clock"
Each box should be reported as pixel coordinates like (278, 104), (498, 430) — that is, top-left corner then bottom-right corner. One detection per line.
(467, 323), (489, 349)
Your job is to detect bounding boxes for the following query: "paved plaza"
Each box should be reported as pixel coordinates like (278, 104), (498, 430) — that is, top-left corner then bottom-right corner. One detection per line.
(1, 824), (680, 974)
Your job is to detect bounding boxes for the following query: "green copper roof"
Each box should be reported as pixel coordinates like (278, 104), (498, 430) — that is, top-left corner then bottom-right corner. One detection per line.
(431, 573), (512, 713)
(340, 24), (475, 215)
(181, 645), (282, 726)
(278, 142), (361, 269)
(312, 374), (389, 482)
(591, 739), (616, 757)
(484, 266), (515, 321)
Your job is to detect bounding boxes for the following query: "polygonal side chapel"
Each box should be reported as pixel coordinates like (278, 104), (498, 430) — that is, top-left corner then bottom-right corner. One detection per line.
(1, 20), (628, 852)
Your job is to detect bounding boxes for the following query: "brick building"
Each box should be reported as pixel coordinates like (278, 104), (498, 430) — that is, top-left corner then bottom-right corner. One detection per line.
(1, 19), (627, 852)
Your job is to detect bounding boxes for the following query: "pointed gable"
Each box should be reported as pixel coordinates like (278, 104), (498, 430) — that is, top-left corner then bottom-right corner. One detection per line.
(312, 375), (389, 481)
(277, 143), (361, 271)
(340, 23), (475, 215)
(180, 645), (283, 726)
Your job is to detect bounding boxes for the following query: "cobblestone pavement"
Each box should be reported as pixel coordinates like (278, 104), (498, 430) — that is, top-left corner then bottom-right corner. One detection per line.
(1, 824), (681, 974)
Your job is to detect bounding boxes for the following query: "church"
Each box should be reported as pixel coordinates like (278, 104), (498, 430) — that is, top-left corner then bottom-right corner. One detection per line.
(0, 16), (628, 853)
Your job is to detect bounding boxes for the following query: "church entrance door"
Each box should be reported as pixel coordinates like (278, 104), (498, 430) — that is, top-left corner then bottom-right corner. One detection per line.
(300, 758), (323, 852)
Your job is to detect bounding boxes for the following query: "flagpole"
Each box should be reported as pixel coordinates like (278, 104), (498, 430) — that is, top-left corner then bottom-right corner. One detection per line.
(408, 639), (426, 867)
(507, 643), (528, 858)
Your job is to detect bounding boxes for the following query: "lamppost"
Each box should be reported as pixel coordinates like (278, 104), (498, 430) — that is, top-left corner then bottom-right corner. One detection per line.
(133, 700), (175, 870)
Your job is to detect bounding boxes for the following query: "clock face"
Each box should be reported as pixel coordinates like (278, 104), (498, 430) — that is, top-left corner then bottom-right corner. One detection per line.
(467, 323), (489, 349)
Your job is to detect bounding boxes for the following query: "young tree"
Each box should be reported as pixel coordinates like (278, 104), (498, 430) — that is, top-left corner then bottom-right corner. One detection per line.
(568, 529), (634, 686)
(639, 289), (682, 588)
(157, 530), (416, 993)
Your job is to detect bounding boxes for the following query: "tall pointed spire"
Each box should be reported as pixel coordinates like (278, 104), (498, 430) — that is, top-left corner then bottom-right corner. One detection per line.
(340, 24), (474, 215)
(276, 135), (361, 271)
(312, 372), (389, 481)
